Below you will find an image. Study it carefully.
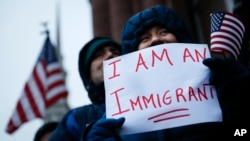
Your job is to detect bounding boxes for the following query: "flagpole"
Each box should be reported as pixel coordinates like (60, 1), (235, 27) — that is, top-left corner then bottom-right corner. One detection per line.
(56, 0), (62, 66)
(43, 0), (70, 123)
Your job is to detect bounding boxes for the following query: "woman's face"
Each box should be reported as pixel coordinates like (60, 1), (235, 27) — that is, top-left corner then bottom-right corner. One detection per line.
(138, 26), (178, 50)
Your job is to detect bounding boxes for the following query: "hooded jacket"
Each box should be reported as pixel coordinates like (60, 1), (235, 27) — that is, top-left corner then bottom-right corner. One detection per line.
(49, 37), (121, 141)
(119, 5), (228, 141)
(121, 5), (192, 55)
(82, 5), (249, 141)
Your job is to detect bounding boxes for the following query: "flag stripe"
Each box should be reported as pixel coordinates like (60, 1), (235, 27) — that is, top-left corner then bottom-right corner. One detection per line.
(47, 85), (68, 100)
(220, 27), (242, 45)
(224, 14), (245, 36)
(34, 62), (46, 99)
(47, 91), (68, 107)
(33, 65), (47, 114)
(28, 79), (46, 117)
(210, 32), (241, 50)
(211, 38), (240, 54)
(223, 20), (244, 39)
(210, 11), (245, 59)
(25, 81), (42, 118)
(37, 61), (47, 91)
(16, 100), (26, 125)
(22, 94), (36, 121)
(210, 46), (238, 59)
(6, 35), (68, 134)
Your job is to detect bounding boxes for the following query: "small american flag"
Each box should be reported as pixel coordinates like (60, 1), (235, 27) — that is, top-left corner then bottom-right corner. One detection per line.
(210, 11), (245, 59)
(5, 35), (68, 134)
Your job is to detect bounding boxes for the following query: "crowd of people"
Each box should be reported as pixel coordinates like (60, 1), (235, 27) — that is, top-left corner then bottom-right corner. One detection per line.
(83, 5), (250, 141)
(35, 3), (249, 141)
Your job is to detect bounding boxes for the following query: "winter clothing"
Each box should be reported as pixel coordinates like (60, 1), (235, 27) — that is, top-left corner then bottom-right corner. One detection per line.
(34, 122), (58, 141)
(203, 57), (250, 129)
(49, 104), (105, 141)
(84, 117), (125, 141)
(83, 5), (250, 141)
(79, 37), (121, 104)
(49, 37), (121, 141)
(121, 5), (192, 54)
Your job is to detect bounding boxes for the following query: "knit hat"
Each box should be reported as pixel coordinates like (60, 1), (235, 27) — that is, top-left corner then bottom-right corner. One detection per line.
(122, 5), (193, 54)
(78, 37), (121, 103)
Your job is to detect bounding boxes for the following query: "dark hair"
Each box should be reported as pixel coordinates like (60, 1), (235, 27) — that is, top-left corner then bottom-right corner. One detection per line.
(34, 122), (58, 141)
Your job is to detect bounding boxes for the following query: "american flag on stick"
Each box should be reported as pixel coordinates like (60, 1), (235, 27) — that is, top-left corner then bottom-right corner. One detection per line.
(210, 11), (245, 59)
(5, 34), (68, 134)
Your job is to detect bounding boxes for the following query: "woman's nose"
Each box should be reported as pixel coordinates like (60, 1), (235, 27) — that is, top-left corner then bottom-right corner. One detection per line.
(150, 35), (164, 47)
(151, 34), (160, 42)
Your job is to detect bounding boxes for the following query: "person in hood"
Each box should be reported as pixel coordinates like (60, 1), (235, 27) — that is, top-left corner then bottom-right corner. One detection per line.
(83, 5), (250, 141)
(34, 122), (58, 141)
(48, 37), (121, 141)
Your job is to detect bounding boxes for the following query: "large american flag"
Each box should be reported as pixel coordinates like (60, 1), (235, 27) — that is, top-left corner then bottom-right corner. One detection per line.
(5, 35), (68, 134)
(210, 11), (245, 59)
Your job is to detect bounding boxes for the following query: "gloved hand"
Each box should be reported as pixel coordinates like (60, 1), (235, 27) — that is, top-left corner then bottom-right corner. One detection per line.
(203, 57), (250, 128)
(84, 117), (125, 141)
(202, 57), (236, 86)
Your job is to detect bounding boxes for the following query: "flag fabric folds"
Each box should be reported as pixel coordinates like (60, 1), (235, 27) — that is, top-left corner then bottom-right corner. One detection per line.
(5, 35), (68, 134)
(210, 11), (245, 59)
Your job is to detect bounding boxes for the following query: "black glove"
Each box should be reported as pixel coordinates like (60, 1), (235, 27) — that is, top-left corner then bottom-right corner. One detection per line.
(203, 57), (250, 129)
(202, 57), (238, 86)
(84, 117), (125, 141)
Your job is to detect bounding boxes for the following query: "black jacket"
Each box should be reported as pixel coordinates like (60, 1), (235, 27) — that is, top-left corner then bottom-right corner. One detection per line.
(49, 103), (105, 141)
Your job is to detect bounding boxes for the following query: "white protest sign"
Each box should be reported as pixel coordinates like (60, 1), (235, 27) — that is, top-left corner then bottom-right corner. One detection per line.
(103, 43), (222, 135)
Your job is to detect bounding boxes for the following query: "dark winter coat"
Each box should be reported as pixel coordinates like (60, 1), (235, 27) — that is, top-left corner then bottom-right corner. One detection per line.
(49, 37), (121, 141)
(119, 5), (249, 141)
(49, 103), (105, 141)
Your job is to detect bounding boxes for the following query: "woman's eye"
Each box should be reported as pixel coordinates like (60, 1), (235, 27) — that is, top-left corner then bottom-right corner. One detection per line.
(140, 36), (149, 42)
(159, 29), (168, 35)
